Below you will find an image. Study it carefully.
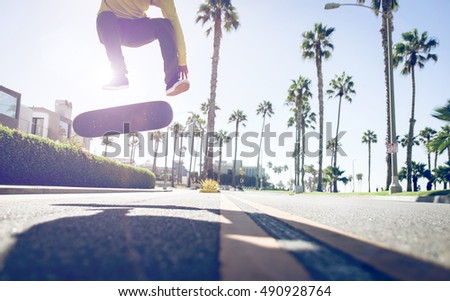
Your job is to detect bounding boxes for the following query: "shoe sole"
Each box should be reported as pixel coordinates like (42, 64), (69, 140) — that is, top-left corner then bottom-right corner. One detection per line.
(166, 80), (190, 96)
(102, 84), (129, 91)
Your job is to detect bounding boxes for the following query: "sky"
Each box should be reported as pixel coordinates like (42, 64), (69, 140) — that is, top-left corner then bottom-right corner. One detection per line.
(1, 0), (449, 192)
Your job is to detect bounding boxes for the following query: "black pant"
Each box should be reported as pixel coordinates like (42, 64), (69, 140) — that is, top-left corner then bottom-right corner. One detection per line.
(97, 11), (179, 85)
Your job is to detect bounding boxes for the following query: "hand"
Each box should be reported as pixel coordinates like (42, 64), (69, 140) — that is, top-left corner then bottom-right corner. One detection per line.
(179, 65), (189, 80)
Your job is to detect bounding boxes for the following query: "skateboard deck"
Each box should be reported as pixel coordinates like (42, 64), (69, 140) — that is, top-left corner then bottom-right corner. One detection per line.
(73, 101), (173, 138)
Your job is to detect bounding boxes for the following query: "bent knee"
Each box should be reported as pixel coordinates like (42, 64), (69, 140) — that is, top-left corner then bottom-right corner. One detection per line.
(155, 18), (175, 37)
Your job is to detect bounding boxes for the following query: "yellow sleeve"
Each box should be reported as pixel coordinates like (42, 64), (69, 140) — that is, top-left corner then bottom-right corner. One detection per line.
(159, 0), (187, 66)
(98, 0), (149, 19)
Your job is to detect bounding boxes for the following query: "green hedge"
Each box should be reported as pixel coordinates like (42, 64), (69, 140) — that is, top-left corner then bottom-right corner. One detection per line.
(0, 125), (155, 189)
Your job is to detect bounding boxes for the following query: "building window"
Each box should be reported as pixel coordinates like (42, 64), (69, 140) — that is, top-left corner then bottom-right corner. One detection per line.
(59, 120), (70, 139)
(0, 90), (18, 118)
(32, 118), (44, 137)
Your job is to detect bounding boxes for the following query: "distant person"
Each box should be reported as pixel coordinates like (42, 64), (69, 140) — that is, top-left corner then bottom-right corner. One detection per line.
(96, 0), (189, 96)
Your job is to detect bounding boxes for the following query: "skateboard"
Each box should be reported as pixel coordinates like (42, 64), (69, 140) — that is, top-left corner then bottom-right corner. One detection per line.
(73, 101), (173, 138)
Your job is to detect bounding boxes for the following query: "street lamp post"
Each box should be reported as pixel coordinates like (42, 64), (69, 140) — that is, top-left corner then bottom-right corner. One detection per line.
(325, 2), (402, 194)
(384, 11), (402, 193)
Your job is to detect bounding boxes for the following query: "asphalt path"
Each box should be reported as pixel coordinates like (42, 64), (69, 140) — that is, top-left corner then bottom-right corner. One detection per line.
(0, 190), (449, 280)
(229, 191), (450, 270)
(0, 191), (221, 280)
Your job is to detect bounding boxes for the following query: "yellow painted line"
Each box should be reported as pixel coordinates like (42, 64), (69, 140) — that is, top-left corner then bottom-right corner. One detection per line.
(229, 194), (450, 281)
(219, 194), (311, 280)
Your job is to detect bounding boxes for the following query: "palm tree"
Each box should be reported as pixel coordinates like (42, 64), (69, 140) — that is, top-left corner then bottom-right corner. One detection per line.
(101, 136), (114, 157)
(215, 130), (231, 182)
(196, 0), (240, 179)
(177, 125), (187, 184)
(198, 100), (221, 178)
(326, 72), (355, 184)
(432, 99), (450, 122)
(431, 103), (450, 165)
(418, 127), (437, 171)
(128, 132), (140, 165)
(149, 131), (162, 173)
(393, 28), (439, 191)
(399, 133), (419, 148)
(326, 138), (340, 167)
(286, 76), (313, 190)
(300, 102), (317, 187)
(271, 165), (286, 189)
(186, 113), (204, 187)
(256, 100), (274, 189)
(346, 175), (353, 192)
(228, 109), (247, 187)
(283, 165), (289, 185)
(324, 166), (345, 193)
(170, 122), (182, 187)
(301, 23), (335, 192)
(356, 173), (364, 192)
(362, 130), (378, 192)
(304, 164), (318, 192)
(358, 0), (399, 191)
(200, 100), (221, 116)
(410, 162), (426, 192)
(429, 125), (450, 163)
(399, 161), (427, 192)
(434, 162), (450, 190)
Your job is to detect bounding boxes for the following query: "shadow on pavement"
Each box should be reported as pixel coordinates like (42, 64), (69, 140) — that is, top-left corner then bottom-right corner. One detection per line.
(0, 204), (220, 281)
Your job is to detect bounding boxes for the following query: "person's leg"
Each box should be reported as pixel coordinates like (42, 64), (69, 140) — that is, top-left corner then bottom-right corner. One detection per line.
(97, 11), (128, 88)
(119, 18), (179, 86)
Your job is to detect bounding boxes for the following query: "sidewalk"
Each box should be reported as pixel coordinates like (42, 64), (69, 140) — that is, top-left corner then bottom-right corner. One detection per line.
(1, 185), (448, 204)
(369, 194), (450, 204)
(0, 185), (170, 195)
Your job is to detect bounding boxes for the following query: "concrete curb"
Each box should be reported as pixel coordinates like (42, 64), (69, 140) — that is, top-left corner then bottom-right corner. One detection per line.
(0, 185), (171, 195)
(288, 191), (450, 205)
(367, 195), (450, 204)
(415, 195), (450, 204)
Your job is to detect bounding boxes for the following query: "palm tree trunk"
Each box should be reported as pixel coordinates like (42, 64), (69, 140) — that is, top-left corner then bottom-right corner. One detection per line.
(296, 136), (299, 186)
(171, 134), (177, 187)
(368, 141), (372, 192)
(199, 135), (203, 175)
(381, 14), (392, 191)
(434, 150), (438, 190)
(296, 103), (302, 187)
(447, 145), (450, 162)
(256, 115), (266, 189)
(232, 122), (239, 188)
(178, 135), (184, 184)
(333, 96), (343, 192)
(153, 140), (159, 173)
(406, 66), (417, 191)
(294, 131), (298, 186)
(204, 17), (222, 179)
(187, 129), (195, 187)
(315, 50), (324, 192)
(218, 140), (223, 183)
(301, 116), (306, 190)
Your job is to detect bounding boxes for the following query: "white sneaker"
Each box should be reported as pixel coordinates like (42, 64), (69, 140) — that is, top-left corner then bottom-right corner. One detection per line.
(166, 79), (190, 96)
(102, 76), (129, 90)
